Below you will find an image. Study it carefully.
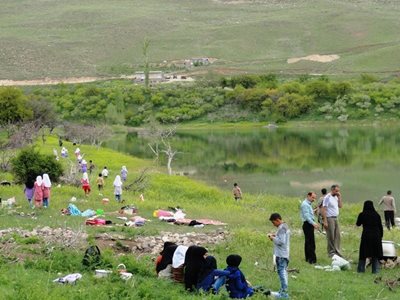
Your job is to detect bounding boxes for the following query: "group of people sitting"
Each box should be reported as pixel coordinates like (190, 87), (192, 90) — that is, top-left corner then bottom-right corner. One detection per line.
(155, 242), (270, 298)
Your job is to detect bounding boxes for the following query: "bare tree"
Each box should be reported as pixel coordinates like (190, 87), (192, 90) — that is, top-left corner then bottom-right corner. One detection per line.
(0, 121), (40, 171)
(147, 124), (181, 175)
(124, 168), (150, 192)
(63, 123), (111, 147)
(86, 124), (112, 148)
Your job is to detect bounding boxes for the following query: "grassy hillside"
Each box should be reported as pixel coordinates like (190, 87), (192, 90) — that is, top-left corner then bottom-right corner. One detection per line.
(1, 136), (400, 299)
(1, 0), (400, 79)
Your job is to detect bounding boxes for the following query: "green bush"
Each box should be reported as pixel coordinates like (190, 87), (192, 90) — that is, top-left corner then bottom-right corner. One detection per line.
(11, 147), (63, 184)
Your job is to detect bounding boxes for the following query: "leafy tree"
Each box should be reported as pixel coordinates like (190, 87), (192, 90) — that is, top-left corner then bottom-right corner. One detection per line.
(11, 147), (63, 184)
(0, 87), (33, 125)
(305, 80), (331, 102)
(105, 103), (120, 124)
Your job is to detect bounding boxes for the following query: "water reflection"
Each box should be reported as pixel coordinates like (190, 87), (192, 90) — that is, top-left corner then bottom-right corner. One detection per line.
(104, 126), (400, 203)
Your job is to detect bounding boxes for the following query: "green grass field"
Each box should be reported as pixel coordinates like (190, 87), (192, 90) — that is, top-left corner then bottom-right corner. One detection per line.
(1, 136), (400, 299)
(1, 0), (400, 79)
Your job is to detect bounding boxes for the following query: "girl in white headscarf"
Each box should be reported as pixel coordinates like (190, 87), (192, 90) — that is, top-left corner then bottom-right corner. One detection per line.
(81, 172), (91, 196)
(34, 176), (44, 208)
(113, 175), (123, 202)
(42, 174), (52, 208)
(121, 166), (128, 181)
(74, 147), (81, 157)
(61, 147), (68, 158)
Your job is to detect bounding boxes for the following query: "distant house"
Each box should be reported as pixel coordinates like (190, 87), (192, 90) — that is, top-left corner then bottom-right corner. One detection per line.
(134, 71), (164, 83)
(183, 58), (211, 68)
(191, 58), (210, 66)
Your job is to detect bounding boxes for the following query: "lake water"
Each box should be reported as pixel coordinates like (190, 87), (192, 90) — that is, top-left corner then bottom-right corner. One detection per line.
(105, 125), (400, 204)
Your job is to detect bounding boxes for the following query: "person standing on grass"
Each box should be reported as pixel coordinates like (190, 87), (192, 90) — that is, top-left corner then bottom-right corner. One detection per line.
(89, 160), (95, 174)
(96, 173), (104, 191)
(81, 159), (88, 173)
(268, 213), (290, 299)
(81, 172), (91, 196)
(315, 188), (327, 232)
(232, 183), (242, 201)
(33, 175), (44, 208)
(24, 179), (35, 208)
(42, 173), (51, 208)
(321, 184), (343, 257)
(101, 166), (109, 179)
(356, 200), (383, 273)
(378, 190), (396, 230)
(113, 175), (123, 202)
(121, 166), (128, 182)
(300, 191), (319, 264)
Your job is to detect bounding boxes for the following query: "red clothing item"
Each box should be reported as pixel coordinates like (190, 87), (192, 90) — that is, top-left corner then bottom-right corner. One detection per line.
(34, 182), (43, 201)
(43, 187), (51, 198)
(81, 179), (91, 193)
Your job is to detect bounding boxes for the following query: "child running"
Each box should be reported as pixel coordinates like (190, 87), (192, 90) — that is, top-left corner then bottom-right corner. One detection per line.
(81, 172), (91, 196)
(113, 175), (123, 202)
(96, 173), (104, 191)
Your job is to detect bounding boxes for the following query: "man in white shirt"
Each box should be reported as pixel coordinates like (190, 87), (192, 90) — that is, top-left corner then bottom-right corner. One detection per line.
(321, 185), (343, 257)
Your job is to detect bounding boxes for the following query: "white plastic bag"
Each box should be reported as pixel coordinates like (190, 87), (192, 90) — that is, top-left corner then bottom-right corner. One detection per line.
(332, 254), (350, 270)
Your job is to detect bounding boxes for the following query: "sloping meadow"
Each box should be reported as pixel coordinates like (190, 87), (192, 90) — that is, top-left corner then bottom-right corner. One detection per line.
(0, 137), (399, 299)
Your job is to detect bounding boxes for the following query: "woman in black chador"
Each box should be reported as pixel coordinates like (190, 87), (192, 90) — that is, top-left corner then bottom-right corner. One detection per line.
(356, 200), (383, 273)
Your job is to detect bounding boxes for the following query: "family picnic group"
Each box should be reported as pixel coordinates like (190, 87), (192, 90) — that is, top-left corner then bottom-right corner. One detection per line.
(155, 212), (289, 299)
(23, 145), (130, 208)
(301, 184), (396, 274)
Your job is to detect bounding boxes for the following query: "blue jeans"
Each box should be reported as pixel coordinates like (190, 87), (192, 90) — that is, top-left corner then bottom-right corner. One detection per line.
(276, 257), (289, 298)
(212, 276), (226, 293)
(43, 198), (49, 207)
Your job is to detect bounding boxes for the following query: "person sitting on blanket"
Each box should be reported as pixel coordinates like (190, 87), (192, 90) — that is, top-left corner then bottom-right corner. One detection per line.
(156, 242), (177, 278)
(197, 256), (230, 293)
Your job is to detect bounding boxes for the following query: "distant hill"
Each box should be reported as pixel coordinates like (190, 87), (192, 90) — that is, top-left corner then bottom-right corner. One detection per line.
(1, 0), (400, 79)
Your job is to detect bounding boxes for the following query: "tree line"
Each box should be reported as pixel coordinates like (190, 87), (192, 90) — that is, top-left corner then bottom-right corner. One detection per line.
(1, 74), (400, 128)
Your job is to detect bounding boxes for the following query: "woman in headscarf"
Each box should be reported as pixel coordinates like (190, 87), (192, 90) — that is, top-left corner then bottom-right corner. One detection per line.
(33, 176), (44, 208)
(184, 245), (208, 291)
(156, 242), (178, 278)
(81, 172), (91, 196)
(42, 174), (52, 208)
(74, 147), (80, 157)
(356, 200), (383, 273)
(121, 166), (128, 181)
(61, 147), (68, 158)
(113, 175), (123, 202)
(81, 159), (88, 173)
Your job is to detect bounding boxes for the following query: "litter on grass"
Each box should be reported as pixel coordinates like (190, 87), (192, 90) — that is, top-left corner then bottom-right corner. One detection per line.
(53, 273), (82, 284)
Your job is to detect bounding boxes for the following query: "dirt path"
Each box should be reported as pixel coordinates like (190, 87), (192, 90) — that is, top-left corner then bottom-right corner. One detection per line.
(0, 75), (135, 86)
(0, 74), (194, 86)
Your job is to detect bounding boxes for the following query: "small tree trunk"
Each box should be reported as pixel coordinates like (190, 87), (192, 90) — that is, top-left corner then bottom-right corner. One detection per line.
(167, 155), (173, 175)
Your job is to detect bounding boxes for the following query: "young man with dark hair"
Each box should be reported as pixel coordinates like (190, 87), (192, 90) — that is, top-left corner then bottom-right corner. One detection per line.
(268, 213), (290, 299)
(379, 190), (396, 230)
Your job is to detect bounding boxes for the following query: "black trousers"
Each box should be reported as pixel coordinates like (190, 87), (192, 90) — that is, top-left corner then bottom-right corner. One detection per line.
(303, 221), (316, 264)
(384, 211), (395, 229)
